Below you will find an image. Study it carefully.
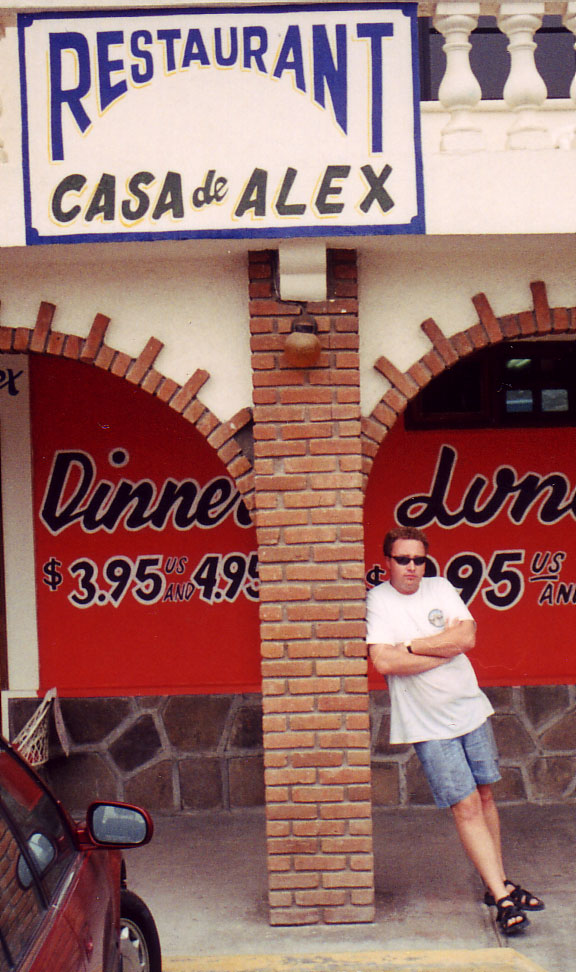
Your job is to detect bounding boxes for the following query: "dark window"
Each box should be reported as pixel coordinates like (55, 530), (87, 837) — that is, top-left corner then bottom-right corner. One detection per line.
(419, 15), (575, 102)
(502, 348), (573, 423)
(406, 342), (576, 430)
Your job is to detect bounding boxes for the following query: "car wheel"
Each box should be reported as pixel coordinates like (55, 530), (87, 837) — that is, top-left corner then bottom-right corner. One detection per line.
(120, 889), (161, 972)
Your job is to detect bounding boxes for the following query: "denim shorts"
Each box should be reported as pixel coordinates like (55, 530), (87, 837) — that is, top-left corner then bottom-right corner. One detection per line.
(413, 721), (501, 809)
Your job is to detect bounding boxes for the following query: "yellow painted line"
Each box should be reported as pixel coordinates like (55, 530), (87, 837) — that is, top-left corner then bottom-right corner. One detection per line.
(162, 949), (549, 972)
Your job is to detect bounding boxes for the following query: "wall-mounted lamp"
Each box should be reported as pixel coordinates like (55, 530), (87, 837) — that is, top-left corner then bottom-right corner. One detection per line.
(284, 313), (321, 368)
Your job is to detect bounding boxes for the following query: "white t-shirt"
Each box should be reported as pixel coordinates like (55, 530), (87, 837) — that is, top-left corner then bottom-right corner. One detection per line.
(366, 576), (493, 745)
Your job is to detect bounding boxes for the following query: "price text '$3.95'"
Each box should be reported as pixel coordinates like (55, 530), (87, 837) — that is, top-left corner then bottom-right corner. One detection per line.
(42, 552), (259, 608)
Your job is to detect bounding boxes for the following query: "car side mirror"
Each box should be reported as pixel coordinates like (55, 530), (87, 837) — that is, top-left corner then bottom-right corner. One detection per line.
(87, 803), (152, 847)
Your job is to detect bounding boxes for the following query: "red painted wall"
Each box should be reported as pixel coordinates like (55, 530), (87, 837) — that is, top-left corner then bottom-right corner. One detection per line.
(30, 356), (260, 696)
(30, 356), (576, 694)
(365, 418), (576, 685)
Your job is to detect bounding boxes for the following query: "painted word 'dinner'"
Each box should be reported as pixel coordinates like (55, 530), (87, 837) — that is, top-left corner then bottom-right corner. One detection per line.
(40, 449), (252, 534)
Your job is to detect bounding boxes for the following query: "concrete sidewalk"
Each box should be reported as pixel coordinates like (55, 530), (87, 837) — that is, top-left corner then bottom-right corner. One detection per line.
(124, 804), (576, 972)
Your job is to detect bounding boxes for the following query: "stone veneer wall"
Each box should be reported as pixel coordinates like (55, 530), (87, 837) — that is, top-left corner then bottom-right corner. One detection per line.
(370, 685), (576, 806)
(8, 694), (266, 815)
(8, 684), (576, 815)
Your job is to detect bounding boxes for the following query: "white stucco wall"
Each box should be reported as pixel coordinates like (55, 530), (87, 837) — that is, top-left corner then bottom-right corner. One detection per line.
(2, 232), (576, 424)
(0, 240), (254, 421)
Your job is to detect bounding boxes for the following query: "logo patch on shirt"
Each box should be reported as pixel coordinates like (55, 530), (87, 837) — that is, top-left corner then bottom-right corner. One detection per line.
(428, 608), (445, 628)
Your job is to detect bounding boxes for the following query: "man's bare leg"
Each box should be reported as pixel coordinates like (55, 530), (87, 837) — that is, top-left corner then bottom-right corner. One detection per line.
(477, 783), (506, 884)
(450, 788), (516, 914)
(449, 789), (527, 932)
(451, 790), (525, 931)
(477, 783), (542, 910)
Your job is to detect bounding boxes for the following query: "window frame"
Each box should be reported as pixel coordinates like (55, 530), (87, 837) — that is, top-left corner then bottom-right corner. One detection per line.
(406, 341), (576, 431)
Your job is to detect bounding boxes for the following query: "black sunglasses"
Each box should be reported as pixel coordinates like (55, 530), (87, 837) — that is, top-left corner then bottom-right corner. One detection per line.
(389, 555), (427, 566)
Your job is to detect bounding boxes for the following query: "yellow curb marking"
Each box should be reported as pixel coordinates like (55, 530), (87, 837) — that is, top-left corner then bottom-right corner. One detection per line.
(162, 949), (548, 972)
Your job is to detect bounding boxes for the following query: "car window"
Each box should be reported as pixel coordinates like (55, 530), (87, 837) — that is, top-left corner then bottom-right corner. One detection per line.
(0, 752), (76, 899)
(0, 748), (77, 967)
(0, 811), (45, 969)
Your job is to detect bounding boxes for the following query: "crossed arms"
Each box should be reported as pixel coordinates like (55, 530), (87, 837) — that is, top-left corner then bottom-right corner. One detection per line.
(368, 618), (476, 677)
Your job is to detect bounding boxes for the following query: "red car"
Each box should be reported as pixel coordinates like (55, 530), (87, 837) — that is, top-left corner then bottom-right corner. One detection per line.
(0, 735), (161, 971)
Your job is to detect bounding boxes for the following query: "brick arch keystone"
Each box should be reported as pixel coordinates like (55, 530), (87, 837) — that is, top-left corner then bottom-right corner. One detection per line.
(361, 280), (573, 481)
(0, 299), (255, 509)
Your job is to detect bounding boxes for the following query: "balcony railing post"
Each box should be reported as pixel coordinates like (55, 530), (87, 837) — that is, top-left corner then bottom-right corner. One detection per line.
(0, 21), (7, 163)
(563, 1), (576, 148)
(434, 1), (484, 153)
(498, 1), (551, 149)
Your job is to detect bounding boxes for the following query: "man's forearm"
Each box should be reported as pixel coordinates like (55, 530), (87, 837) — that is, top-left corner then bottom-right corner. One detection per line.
(409, 619), (476, 659)
(369, 642), (450, 677)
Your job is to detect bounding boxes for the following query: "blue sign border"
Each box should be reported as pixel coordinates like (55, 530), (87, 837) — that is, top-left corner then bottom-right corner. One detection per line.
(18, 2), (425, 246)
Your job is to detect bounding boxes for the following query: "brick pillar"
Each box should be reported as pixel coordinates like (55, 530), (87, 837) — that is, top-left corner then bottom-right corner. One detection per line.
(249, 249), (375, 926)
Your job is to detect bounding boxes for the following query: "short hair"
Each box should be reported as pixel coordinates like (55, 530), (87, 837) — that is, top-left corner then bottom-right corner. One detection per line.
(383, 526), (429, 557)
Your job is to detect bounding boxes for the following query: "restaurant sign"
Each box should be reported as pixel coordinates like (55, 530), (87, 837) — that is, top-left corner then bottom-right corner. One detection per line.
(18, 2), (424, 245)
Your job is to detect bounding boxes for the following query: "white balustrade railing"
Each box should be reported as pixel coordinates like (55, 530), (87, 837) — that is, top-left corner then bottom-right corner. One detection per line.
(430, 0), (576, 152)
(434, 2), (485, 152)
(0, 21), (6, 163)
(498, 3), (550, 149)
(564, 2), (576, 148)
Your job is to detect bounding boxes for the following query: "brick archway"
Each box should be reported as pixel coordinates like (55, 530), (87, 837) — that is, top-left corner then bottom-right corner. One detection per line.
(361, 280), (572, 479)
(0, 300), (255, 506)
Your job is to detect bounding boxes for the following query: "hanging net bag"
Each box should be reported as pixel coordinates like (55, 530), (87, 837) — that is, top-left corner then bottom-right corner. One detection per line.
(12, 687), (70, 767)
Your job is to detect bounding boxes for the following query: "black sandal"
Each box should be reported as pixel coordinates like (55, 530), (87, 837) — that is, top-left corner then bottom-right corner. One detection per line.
(484, 880), (545, 912)
(495, 896), (530, 936)
(507, 881), (545, 912)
